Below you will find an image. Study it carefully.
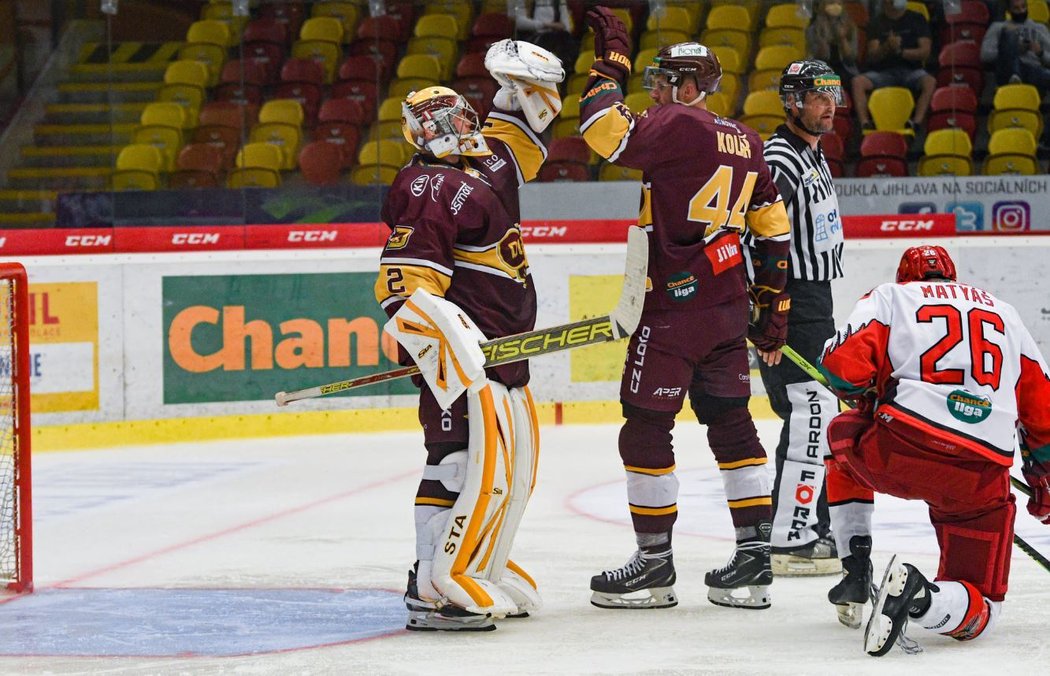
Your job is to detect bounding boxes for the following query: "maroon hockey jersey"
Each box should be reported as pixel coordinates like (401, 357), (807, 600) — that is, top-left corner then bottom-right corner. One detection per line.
(580, 88), (791, 311)
(374, 109), (546, 388)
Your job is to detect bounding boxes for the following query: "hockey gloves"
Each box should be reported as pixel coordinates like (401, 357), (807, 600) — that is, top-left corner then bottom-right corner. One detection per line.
(585, 6), (632, 85)
(1022, 461), (1050, 524)
(748, 287), (791, 353)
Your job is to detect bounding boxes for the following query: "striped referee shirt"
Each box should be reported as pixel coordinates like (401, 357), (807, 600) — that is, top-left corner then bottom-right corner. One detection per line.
(745, 125), (844, 282)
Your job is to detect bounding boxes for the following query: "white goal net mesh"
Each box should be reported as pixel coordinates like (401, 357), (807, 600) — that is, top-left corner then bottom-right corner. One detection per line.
(0, 277), (19, 585)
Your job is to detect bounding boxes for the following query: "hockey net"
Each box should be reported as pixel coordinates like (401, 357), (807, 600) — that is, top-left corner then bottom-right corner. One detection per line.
(0, 263), (31, 593)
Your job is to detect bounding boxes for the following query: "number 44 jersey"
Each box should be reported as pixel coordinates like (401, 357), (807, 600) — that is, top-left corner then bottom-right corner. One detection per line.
(819, 280), (1050, 465)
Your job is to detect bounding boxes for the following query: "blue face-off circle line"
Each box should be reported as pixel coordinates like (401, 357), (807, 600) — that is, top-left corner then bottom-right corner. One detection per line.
(0, 587), (407, 658)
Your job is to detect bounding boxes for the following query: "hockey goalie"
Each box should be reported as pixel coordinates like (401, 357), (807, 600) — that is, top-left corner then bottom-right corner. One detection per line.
(373, 39), (564, 632)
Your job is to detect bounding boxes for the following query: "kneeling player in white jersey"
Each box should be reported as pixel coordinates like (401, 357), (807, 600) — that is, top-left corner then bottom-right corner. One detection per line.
(374, 40), (564, 631)
(817, 245), (1050, 656)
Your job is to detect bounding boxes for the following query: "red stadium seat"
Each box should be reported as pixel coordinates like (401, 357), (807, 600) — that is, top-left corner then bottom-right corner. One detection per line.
(281, 57), (325, 86)
(547, 136), (592, 165)
(855, 131), (909, 177)
(329, 80), (379, 119)
(456, 52), (489, 79)
(318, 97), (367, 126)
(242, 42), (285, 84)
(191, 124), (241, 169)
(940, 0), (990, 45)
(199, 101), (257, 131)
(259, 2), (307, 39)
(927, 85), (978, 139)
(937, 42), (984, 93)
(313, 121), (361, 168)
(299, 141), (345, 185)
(338, 54), (390, 84)
(821, 132), (845, 162)
(170, 143), (226, 188)
(347, 39), (398, 79)
(453, 77), (497, 120)
(356, 15), (401, 42)
(212, 81), (264, 106)
(468, 12), (514, 52)
(273, 82), (323, 126)
(220, 59), (270, 86)
(538, 162), (591, 182)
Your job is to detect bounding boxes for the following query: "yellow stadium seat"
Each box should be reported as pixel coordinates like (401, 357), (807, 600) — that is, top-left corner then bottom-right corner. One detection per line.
(759, 26), (806, 50)
(158, 84), (205, 112)
(424, 2), (472, 40)
(227, 167), (281, 188)
(351, 163), (400, 186)
(906, 1), (930, 20)
(112, 144), (164, 191)
(707, 5), (754, 32)
(574, 51), (594, 75)
(579, 32), (596, 58)
(368, 119), (407, 143)
(415, 13), (459, 39)
(176, 43), (225, 87)
(398, 53), (443, 82)
(132, 125), (182, 172)
(388, 78), (440, 100)
(988, 108), (1044, 139)
(647, 5), (697, 32)
(638, 29), (692, 51)
(739, 114), (783, 139)
(200, 3), (247, 42)
(1024, 0), (1049, 23)
(377, 96), (404, 123)
(992, 83), (1041, 112)
(259, 99), (305, 128)
(164, 60), (209, 90)
(561, 96), (581, 121)
(917, 154), (971, 176)
(664, 0), (704, 29)
(552, 116), (580, 139)
(706, 91), (734, 117)
(748, 68), (782, 92)
(249, 123), (302, 170)
(923, 128), (972, 157)
(567, 72), (591, 97)
(988, 127), (1038, 157)
(606, 7), (633, 33)
(983, 154), (1040, 175)
(291, 40), (340, 83)
(719, 73), (741, 108)
(358, 139), (409, 167)
(743, 90), (785, 117)
(599, 163), (643, 181)
(710, 45), (744, 75)
(406, 37), (458, 80)
(765, 3), (810, 29)
(237, 141), (284, 172)
(754, 44), (806, 72)
(624, 91), (655, 112)
(187, 19), (232, 49)
(634, 48), (660, 74)
(139, 101), (191, 132)
(700, 29), (752, 62)
(990, 83), (1044, 138)
(311, 1), (361, 41)
(867, 87), (915, 135)
(299, 16), (344, 45)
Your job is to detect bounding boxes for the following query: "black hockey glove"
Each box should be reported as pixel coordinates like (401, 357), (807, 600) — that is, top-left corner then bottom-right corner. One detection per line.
(585, 6), (632, 85)
(748, 287), (790, 353)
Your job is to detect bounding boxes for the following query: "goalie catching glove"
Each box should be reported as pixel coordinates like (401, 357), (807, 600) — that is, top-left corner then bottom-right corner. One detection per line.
(485, 39), (565, 132)
(585, 6), (632, 85)
(748, 286), (791, 353)
(385, 289), (487, 411)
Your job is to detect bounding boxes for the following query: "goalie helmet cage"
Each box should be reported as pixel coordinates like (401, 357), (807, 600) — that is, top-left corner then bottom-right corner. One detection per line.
(0, 262), (31, 593)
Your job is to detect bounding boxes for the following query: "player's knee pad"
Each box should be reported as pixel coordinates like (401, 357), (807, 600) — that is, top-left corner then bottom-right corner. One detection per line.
(917, 580), (996, 642)
(933, 496), (1016, 601)
(428, 381), (539, 616)
(618, 403), (675, 468)
(698, 398), (763, 461)
(783, 382), (838, 464)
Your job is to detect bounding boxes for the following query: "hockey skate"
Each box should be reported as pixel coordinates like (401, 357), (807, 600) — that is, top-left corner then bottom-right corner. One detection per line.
(772, 534), (841, 576)
(590, 550), (678, 609)
(864, 555), (931, 656)
(705, 541), (773, 609)
(404, 564), (495, 632)
(827, 535), (874, 629)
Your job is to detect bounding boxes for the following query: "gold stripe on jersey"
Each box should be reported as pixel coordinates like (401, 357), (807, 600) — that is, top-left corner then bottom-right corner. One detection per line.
(638, 184), (653, 229)
(581, 103), (632, 160)
(452, 236), (529, 283)
(718, 457), (768, 470)
(483, 116), (545, 182)
(374, 263), (451, 305)
(625, 463), (675, 476)
(746, 201), (791, 239)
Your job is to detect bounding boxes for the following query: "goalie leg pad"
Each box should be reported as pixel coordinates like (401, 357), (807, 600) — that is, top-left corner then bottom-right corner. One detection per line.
(385, 289), (488, 411)
(429, 382), (518, 617)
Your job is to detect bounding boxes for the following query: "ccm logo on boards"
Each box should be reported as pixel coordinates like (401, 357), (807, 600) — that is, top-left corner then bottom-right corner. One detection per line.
(172, 233), (221, 245)
(879, 219), (934, 232)
(65, 235), (112, 246)
(288, 230), (337, 242)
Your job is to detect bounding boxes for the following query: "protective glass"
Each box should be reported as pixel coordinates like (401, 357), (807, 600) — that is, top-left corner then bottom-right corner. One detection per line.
(801, 75), (845, 107)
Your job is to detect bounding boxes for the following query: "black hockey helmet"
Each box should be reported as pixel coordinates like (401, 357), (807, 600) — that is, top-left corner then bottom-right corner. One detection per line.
(643, 42), (722, 95)
(779, 60), (844, 110)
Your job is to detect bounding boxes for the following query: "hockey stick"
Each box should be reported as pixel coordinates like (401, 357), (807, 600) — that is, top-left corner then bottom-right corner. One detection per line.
(275, 226), (649, 406)
(778, 344), (1050, 573)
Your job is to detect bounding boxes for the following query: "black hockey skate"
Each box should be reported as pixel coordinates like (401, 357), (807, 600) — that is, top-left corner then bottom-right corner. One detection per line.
(864, 555), (932, 656)
(590, 550), (678, 609)
(772, 534), (841, 577)
(404, 563), (495, 632)
(705, 541), (773, 609)
(827, 535), (874, 629)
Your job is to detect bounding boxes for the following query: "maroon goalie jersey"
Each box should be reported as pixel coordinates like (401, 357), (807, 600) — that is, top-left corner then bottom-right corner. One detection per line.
(581, 90), (791, 312)
(374, 109), (546, 388)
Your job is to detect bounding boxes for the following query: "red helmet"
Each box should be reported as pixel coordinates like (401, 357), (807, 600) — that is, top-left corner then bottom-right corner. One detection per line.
(896, 245), (957, 283)
(643, 42), (722, 94)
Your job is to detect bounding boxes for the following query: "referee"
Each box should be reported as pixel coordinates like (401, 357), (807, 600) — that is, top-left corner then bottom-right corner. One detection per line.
(743, 60), (847, 578)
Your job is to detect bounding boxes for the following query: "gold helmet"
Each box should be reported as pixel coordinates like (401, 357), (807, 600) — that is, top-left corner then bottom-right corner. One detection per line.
(401, 86), (490, 158)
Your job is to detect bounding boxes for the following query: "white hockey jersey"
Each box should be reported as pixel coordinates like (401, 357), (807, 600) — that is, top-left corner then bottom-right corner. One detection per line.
(819, 280), (1050, 465)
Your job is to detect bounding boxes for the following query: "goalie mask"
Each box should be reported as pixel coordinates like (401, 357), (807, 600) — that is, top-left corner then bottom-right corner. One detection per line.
(779, 60), (844, 136)
(896, 245), (958, 283)
(402, 86), (490, 159)
(643, 42), (721, 106)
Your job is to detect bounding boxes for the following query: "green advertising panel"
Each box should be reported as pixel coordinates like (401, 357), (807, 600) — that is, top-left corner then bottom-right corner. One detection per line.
(163, 273), (415, 403)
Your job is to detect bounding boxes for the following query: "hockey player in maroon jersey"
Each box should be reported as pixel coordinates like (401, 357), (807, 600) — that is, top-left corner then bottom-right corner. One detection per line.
(374, 40), (564, 632)
(817, 245), (1050, 656)
(579, 7), (793, 610)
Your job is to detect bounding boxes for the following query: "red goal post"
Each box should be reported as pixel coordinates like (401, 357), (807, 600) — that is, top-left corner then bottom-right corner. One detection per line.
(0, 262), (32, 593)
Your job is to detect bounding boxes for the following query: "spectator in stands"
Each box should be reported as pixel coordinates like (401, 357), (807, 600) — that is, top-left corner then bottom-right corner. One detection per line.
(508, 0), (578, 73)
(851, 0), (936, 132)
(981, 0), (1050, 93)
(806, 0), (860, 88)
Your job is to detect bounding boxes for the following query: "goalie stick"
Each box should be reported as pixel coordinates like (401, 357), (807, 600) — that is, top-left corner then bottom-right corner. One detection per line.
(778, 343), (1050, 574)
(275, 226), (649, 407)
